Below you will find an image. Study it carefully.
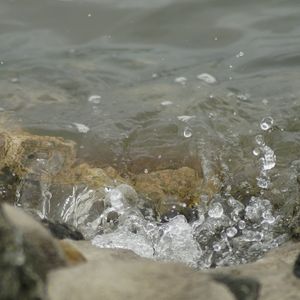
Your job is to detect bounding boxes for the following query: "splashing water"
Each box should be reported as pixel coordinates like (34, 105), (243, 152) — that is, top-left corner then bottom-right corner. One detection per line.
(254, 118), (276, 189)
(89, 187), (287, 269)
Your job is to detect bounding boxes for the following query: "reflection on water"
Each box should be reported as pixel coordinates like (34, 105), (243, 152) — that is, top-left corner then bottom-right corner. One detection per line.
(0, 0), (300, 265)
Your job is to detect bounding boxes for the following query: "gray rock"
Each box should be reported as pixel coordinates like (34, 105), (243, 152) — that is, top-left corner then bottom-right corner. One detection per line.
(0, 204), (67, 300)
(48, 241), (234, 300)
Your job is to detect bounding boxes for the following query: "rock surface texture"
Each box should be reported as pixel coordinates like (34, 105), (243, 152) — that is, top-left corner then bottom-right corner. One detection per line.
(1, 204), (300, 300)
(48, 239), (300, 300)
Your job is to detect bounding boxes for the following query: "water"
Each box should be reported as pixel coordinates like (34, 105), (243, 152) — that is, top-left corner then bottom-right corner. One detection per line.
(1, 0), (300, 268)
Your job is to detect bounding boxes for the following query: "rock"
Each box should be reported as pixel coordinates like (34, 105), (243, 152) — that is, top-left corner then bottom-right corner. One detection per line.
(133, 166), (219, 216)
(0, 204), (67, 300)
(0, 129), (222, 233)
(214, 274), (260, 300)
(41, 219), (84, 240)
(48, 241), (234, 300)
(47, 240), (300, 300)
(210, 241), (300, 300)
(293, 253), (300, 278)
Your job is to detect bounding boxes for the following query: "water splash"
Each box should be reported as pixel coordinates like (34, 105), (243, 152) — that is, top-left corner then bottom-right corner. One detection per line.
(254, 120), (276, 189)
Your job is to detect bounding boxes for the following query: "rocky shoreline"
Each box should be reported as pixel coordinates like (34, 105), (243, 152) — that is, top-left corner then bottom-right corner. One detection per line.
(0, 129), (299, 299)
(1, 203), (300, 300)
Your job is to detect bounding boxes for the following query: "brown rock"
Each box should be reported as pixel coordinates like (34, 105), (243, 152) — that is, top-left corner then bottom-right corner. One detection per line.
(133, 167), (220, 216)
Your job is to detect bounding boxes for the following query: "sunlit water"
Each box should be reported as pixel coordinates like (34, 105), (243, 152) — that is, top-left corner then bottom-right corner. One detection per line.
(1, 0), (300, 268)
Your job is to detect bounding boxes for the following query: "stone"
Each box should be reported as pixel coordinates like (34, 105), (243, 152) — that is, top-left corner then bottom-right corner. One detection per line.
(47, 240), (300, 300)
(41, 219), (84, 240)
(133, 166), (219, 216)
(48, 241), (234, 300)
(210, 241), (300, 300)
(0, 204), (67, 300)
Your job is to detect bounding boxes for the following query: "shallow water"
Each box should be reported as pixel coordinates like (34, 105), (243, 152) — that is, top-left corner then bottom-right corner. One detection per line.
(1, 0), (300, 267)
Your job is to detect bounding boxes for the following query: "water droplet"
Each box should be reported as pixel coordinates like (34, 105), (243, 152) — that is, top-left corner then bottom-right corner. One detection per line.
(183, 127), (192, 138)
(255, 135), (265, 146)
(11, 77), (19, 83)
(236, 93), (250, 101)
(174, 77), (187, 85)
(177, 115), (195, 122)
(238, 220), (246, 229)
(213, 243), (222, 252)
(236, 51), (245, 58)
(208, 202), (223, 218)
(260, 116), (274, 131)
(161, 100), (173, 106)
(226, 227), (237, 238)
(88, 95), (101, 104)
(73, 123), (90, 133)
(253, 148), (261, 156)
(197, 73), (217, 84)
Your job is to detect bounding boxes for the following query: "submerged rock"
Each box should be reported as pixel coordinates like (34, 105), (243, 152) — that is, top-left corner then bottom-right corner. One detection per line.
(0, 129), (222, 230)
(133, 166), (220, 216)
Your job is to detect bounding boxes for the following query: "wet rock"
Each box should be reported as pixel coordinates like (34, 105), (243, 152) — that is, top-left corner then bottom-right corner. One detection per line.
(0, 129), (222, 233)
(41, 219), (84, 240)
(133, 166), (219, 216)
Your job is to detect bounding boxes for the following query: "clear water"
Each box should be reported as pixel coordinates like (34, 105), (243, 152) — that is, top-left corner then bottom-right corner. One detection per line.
(1, 0), (300, 268)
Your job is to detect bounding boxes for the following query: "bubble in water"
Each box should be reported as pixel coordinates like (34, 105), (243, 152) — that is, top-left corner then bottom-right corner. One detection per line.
(260, 117), (274, 131)
(236, 51), (245, 58)
(236, 93), (250, 101)
(183, 127), (192, 138)
(262, 210), (275, 224)
(238, 220), (246, 230)
(177, 115), (196, 122)
(174, 77), (187, 85)
(255, 135), (265, 146)
(197, 73), (217, 84)
(73, 123), (90, 133)
(226, 227), (238, 238)
(161, 100), (173, 106)
(253, 148), (261, 156)
(208, 202), (223, 218)
(257, 176), (271, 189)
(213, 243), (222, 252)
(260, 146), (276, 171)
(109, 189), (124, 210)
(11, 77), (19, 83)
(88, 95), (101, 104)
